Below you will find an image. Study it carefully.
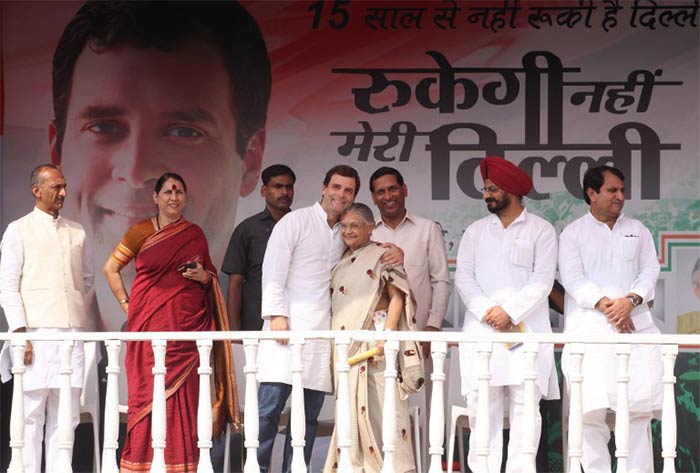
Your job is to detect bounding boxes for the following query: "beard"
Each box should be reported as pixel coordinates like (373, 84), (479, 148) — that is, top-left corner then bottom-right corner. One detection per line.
(486, 193), (511, 214)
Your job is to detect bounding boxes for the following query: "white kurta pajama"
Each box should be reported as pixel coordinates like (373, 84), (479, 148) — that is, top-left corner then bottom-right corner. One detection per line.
(258, 202), (345, 393)
(559, 212), (662, 473)
(0, 207), (93, 473)
(455, 209), (559, 473)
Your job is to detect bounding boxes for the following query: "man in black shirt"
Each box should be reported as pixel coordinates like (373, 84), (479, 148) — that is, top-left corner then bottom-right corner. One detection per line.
(222, 164), (296, 330)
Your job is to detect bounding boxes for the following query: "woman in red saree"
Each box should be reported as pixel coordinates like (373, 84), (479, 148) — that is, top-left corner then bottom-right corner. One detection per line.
(103, 172), (239, 473)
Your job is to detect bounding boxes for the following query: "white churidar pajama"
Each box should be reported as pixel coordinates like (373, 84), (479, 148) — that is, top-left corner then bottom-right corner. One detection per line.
(455, 209), (559, 473)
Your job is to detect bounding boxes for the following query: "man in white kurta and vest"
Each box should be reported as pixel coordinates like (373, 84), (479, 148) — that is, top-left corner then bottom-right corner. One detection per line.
(559, 165), (662, 473)
(0, 164), (94, 473)
(455, 156), (559, 473)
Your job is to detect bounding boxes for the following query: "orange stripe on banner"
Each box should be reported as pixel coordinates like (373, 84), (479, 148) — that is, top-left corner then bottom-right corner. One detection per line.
(659, 233), (700, 265)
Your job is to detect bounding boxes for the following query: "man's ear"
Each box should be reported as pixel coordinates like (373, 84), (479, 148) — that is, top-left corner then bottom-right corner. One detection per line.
(239, 128), (266, 197)
(48, 121), (62, 166)
(402, 183), (408, 197)
(586, 187), (597, 204)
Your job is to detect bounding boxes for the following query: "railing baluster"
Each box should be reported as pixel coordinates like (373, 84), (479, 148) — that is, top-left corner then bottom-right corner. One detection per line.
(335, 337), (353, 473)
(290, 338), (307, 473)
(102, 340), (121, 473)
(8, 339), (26, 473)
(475, 342), (493, 473)
(661, 344), (679, 473)
(243, 340), (261, 473)
(521, 342), (539, 473)
(243, 339), (260, 473)
(151, 339), (168, 473)
(427, 341), (447, 473)
(381, 338), (399, 473)
(196, 339), (214, 473)
(614, 344), (631, 473)
(567, 343), (584, 473)
(57, 339), (75, 472)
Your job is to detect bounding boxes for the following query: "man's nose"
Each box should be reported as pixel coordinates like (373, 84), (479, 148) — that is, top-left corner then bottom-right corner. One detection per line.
(111, 134), (167, 189)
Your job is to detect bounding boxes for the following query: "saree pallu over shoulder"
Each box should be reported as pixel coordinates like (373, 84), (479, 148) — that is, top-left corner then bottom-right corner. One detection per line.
(330, 243), (417, 357)
(209, 276), (241, 435)
(110, 218), (157, 269)
(324, 243), (417, 473)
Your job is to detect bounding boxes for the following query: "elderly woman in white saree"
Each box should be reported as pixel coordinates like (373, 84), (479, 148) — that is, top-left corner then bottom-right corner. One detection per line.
(323, 203), (418, 473)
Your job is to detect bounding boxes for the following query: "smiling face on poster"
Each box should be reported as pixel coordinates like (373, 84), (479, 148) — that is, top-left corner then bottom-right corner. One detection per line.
(5, 1), (271, 327)
(52, 40), (251, 267)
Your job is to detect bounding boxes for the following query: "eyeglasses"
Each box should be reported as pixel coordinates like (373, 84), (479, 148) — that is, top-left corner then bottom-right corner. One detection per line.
(480, 186), (501, 195)
(340, 222), (368, 232)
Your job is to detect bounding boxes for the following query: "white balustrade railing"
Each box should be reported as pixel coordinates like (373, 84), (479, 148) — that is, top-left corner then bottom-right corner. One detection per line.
(566, 343), (584, 473)
(1, 330), (699, 473)
(242, 340), (260, 473)
(428, 341), (447, 473)
(475, 342), (493, 473)
(57, 340), (75, 473)
(102, 340), (121, 473)
(661, 344), (679, 473)
(614, 344), (632, 473)
(8, 339), (26, 473)
(196, 340), (214, 473)
(521, 342), (539, 473)
(380, 339), (399, 473)
(151, 339), (167, 473)
(334, 337), (352, 473)
(289, 338), (306, 473)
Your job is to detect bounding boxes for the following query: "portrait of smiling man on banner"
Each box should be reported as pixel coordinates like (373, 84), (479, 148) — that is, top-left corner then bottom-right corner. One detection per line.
(47, 1), (270, 329)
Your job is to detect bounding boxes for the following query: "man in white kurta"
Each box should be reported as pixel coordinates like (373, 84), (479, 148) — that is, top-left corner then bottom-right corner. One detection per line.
(0, 164), (94, 473)
(559, 165), (662, 473)
(455, 156), (559, 473)
(256, 165), (359, 473)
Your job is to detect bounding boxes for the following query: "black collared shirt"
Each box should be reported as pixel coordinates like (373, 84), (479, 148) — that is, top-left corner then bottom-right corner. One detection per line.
(221, 208), (284, 330)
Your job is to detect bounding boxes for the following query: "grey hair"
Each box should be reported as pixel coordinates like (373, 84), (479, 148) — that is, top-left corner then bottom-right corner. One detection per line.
(30, 163), (61, 187)
(341, 203), (375, 225)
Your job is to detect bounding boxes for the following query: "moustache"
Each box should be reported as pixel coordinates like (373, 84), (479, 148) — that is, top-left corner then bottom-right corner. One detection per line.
(485, 198), (496, 204)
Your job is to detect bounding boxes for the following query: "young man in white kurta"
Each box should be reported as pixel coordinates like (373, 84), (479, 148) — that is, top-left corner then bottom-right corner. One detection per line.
(455, 156), (558, 473)
(559, 165), (662, 473)
(257, 167), (403, 472)
(256, 166), (359, 473)
(0, 165), (94, 473)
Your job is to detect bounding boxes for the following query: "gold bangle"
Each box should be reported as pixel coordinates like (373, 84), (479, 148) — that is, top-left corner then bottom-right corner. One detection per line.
(119, 298), (129, 305)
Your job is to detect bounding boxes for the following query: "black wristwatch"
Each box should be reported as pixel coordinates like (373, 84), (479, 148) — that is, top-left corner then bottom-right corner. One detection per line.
(627, 294), (642, 307)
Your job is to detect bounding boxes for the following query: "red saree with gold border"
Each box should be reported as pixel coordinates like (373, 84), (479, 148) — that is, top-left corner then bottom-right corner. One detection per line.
(113, 218), (239, 473)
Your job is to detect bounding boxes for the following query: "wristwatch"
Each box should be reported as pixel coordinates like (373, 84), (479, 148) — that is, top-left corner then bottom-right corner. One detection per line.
(627, 295), (642, 307)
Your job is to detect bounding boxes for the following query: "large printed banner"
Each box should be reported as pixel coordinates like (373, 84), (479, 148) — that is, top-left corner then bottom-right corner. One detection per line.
(1, 1), (698, 336)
